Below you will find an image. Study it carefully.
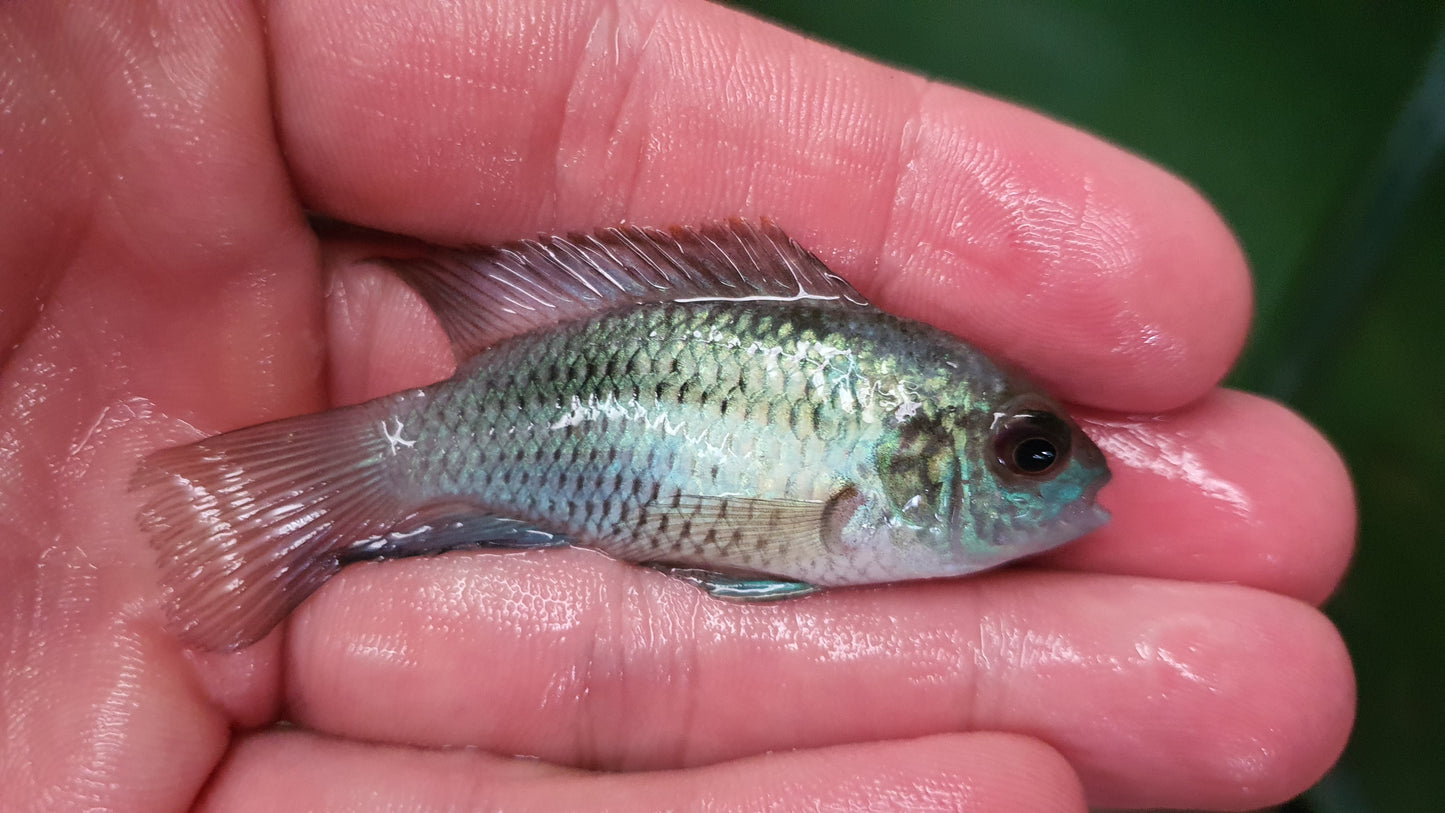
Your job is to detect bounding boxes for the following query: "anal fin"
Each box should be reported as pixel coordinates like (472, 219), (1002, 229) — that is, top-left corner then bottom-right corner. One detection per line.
(340, 510), (568, 562)
(648, 564), (819, 601)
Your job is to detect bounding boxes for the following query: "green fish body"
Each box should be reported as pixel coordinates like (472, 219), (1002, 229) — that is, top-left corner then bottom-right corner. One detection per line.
(136, 220), (1110, 650)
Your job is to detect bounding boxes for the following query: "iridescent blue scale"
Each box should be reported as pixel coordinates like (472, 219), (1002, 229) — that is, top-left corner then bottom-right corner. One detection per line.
(134, 219), (1110, 650)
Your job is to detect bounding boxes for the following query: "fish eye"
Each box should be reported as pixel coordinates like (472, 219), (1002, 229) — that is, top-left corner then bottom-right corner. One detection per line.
(990, 408), (1072, 479)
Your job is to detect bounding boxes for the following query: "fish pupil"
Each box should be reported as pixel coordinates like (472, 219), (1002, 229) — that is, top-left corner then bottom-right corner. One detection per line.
(1013, 437), (1057, 473)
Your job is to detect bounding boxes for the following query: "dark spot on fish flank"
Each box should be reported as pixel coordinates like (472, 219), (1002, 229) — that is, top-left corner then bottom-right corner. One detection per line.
(788, 400), (808, 432)
(695, 357), (717, 390)
(708, 462), (719, 482)
(612, 503), (631, 528)
(633, 345), (654, 378)
(680, 519), (693, 540)
(674, 351), (698, 381)
(503, 376), (534, 407)
(730, 528), (744, 547)
(570, 354), (590, 384)
(657, 513), (670, 534)
(750, 364), (773, 400)
(612, 471), (624, 491)
(711, 498), (728, 521)
(749, 398), (767, 423)
(703, 528), (718, 549)
(721, 359), (743, 388)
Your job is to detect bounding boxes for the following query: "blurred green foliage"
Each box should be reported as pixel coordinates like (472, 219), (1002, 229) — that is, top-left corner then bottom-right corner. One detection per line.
(732, 1), (1445, 810)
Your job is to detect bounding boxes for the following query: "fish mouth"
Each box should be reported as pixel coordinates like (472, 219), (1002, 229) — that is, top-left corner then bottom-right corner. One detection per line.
(1061, 498), (1111, 538)
(1061, 455), (1112, 539)
(995, 495), (1110, 563)
(1056, 470), (1112, 540)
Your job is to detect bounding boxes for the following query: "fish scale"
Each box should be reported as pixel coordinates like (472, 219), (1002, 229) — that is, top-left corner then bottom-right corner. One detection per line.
(405, 300), (891, 572)
(134, 219), (1110, 651)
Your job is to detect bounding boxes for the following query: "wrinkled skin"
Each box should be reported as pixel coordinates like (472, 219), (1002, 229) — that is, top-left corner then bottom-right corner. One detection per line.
(0, 1), (1355, 811)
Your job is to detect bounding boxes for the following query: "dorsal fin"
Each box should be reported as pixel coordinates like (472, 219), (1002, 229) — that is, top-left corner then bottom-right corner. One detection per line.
(374, 218), (871, 361)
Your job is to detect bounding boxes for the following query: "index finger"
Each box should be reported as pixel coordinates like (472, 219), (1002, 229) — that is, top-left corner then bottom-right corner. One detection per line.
(267, 0), (1250, 411)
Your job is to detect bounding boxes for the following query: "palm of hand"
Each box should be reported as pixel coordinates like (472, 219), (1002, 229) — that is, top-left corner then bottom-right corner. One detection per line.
(0, 2), (1354, 811)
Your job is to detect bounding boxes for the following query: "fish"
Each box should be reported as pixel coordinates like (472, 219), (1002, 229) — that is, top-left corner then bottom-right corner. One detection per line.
(133, 218), (1111, 651)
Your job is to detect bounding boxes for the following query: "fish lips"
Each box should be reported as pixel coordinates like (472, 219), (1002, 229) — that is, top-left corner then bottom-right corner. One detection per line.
(993, 476), (1112, 565)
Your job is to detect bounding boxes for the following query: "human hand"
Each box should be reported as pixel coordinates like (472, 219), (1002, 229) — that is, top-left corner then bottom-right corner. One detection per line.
(0, 1), (1354, 810)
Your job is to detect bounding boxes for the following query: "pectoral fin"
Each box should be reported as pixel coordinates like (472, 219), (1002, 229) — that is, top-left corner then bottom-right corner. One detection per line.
(644, 487), (864, 563)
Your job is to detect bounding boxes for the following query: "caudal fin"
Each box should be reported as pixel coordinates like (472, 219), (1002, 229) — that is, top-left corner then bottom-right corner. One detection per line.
(133, 403), (405, 650)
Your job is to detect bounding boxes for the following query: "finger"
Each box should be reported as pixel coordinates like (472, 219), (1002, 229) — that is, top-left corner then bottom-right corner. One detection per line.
(285, 565), (1353, 810)
(324, 262), (456, 404)
(1045, 389), (1356, 604)
(0, 0), (314, 807)
(201, 729), (1085, 813)
(271, 0), (1250, 412)
(0, 543), (227, 811)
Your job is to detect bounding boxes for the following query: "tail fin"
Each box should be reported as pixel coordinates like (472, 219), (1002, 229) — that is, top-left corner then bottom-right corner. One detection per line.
(133, 403), (404, 650)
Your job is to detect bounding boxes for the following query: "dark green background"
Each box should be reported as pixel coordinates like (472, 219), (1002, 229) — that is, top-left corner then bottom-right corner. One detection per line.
(730, 1), (1445, 810)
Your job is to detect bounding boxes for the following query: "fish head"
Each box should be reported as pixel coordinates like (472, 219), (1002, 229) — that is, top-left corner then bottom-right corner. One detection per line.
(864, 391), (1111, 579)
